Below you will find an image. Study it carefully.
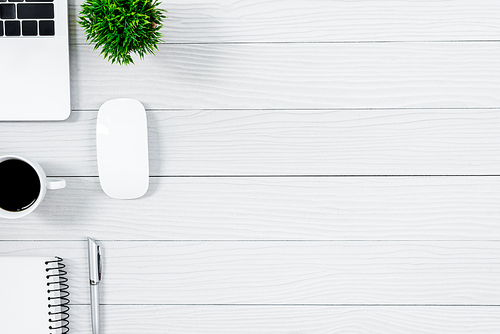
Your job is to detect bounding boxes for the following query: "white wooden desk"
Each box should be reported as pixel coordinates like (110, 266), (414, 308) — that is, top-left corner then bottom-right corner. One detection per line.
(1, 0), (500, 332)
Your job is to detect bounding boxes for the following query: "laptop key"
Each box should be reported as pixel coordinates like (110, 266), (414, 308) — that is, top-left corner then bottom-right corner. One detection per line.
(5, 20), (20, 36)
(0, 4), (15, 19)
(0, 21), (3, 36)
(39, 20), (54, 36)
(17, 3), (54, 19)
(22, 20), (36, 36)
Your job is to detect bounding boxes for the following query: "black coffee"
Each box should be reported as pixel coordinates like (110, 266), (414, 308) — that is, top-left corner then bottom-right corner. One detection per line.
(0, 159), (41, 212)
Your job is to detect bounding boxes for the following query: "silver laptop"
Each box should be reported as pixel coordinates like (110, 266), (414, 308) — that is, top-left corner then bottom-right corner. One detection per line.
(0, 0), (70, 121)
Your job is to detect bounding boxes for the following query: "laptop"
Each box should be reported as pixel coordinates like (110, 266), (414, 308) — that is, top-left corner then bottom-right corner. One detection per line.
(0, 0), (70, 121)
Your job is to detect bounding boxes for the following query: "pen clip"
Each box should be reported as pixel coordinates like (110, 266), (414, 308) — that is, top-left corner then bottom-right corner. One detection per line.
(88, 237), (102, 284)
(97, 244), (102, 282)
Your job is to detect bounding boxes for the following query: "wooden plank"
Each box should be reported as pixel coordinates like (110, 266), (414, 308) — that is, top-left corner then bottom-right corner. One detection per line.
(0, 177), (498, 241)
(70, 43), (500, 110)
(69, 0), (500, 44)
(0, 241), (499, 305)
(69, 305), (500, 334)
(1, 110), (498, 176)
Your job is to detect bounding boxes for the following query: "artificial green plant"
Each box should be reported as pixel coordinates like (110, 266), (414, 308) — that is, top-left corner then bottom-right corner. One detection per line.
(78, 0), (167, 65)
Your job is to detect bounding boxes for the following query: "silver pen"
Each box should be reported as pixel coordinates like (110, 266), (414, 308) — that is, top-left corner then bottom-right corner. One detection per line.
(88, 238), (102, 334)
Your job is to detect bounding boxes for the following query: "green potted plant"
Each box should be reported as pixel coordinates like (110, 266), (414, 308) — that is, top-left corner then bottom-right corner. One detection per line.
(78, 0), (167, 65)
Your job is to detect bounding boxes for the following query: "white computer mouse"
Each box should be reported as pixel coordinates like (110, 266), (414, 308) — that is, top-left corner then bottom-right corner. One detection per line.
(97, 98), (149, 199)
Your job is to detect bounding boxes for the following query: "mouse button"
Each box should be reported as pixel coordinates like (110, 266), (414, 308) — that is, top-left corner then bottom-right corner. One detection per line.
(96, 99), (149, 199)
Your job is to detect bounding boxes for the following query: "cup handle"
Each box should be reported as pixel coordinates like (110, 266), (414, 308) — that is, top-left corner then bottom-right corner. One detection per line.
(47, 178), (66, 190)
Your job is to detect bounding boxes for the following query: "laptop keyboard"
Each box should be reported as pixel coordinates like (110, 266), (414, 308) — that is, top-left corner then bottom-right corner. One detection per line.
(0, 0), (55, 37)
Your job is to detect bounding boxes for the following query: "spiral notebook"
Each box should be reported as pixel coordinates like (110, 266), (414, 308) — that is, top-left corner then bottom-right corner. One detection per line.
(0, 256), (70, 333)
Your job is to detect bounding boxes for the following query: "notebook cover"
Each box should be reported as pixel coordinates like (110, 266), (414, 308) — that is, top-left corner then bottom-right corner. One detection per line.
(0, 257), (69, 333)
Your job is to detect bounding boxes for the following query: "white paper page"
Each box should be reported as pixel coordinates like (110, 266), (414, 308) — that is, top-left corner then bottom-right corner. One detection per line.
(0, 257), (54, 333)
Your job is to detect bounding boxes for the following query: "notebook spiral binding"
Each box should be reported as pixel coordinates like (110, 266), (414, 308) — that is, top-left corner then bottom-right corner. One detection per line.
(46, 257), (70, 334)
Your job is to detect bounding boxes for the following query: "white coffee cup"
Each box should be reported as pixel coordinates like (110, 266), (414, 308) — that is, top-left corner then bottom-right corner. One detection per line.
(0, 155), (66, 219)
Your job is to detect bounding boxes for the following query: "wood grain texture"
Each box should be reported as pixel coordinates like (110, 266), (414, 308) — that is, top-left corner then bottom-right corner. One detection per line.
(3, 1), (500, 331)
(69, 43), (500, 110)
(69, 305), (500, 334)
(1, 110), (498, 176)
(0, 241), (499, 305)
(68, 0), (500, 44)
(0, 177), (498, 240)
